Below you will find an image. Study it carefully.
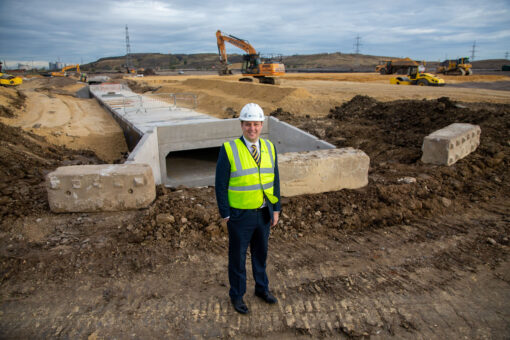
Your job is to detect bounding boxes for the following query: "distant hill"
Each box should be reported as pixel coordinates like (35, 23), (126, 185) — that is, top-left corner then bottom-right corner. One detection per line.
(82, 53), (509, 73)
(86, 53), (226, 71)
(283, 53), (384, 70)
(471, 59), (509, 69)
(83, 52), (389, 72)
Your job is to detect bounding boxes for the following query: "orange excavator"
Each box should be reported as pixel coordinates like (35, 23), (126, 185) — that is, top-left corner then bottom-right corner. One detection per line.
(216, 30), (285, 85)
(51, 64), (80, 77)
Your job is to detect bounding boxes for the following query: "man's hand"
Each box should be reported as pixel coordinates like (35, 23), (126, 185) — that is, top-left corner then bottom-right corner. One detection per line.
(271, 211), (279, 227)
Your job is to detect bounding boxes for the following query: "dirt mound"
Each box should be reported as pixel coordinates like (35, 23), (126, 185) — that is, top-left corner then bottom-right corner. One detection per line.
(325, 95), (509, 163)
(28, 76), (78, 90)
(47, 77), (78, 88)
(29, 77), (84, 97)
(126, 79), (160, 94)
(0, 87), (26, 118)
(2, 81), (128, 162)
(327, 94), (378, 119)
(122, 186), (222, 248)
(0, 122), (104, 221)
(181, 78), (311, 101)
(146, 77), (315, 118)
(266, 96), (509, 231)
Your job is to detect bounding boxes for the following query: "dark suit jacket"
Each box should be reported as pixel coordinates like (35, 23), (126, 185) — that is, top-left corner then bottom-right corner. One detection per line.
(215, 136), (281, 221)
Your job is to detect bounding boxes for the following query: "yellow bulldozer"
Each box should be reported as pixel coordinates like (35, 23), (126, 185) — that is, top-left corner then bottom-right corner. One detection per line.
(436, 57), (473, 76)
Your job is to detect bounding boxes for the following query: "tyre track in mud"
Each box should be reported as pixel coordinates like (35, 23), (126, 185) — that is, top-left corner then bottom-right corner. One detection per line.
(1, 211), (508, 339)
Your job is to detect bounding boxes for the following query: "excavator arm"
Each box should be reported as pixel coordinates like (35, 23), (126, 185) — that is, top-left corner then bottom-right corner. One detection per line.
(62, 64), (80, 73)
(216, 30), (257, 73)
(216, 30), (257, 62)
(51, 64), (80, 77)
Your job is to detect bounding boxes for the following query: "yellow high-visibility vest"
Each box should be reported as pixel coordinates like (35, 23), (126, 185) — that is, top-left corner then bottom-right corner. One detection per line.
(224, 138), (278, 209)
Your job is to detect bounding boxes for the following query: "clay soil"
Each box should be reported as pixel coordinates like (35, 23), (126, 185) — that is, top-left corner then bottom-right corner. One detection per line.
(0, 74), (509, 339)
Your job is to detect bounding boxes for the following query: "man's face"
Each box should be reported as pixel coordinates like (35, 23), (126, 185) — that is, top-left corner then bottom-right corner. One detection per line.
(241, 121), (263, 143)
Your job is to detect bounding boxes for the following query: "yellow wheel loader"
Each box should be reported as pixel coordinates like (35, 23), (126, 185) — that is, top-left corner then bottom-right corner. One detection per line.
(0, 72), (23, 86)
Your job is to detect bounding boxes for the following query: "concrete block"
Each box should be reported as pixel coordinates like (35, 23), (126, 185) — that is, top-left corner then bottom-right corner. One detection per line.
(421, 123), (481, 166)
(278, 148), (369, 197)
(46, 164), (155, 213)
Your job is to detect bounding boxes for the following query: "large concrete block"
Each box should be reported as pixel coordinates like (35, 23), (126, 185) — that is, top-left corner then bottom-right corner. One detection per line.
(278, 148), (369, 197)
(46, 164), (155, 212)
(421, 123), (481, 166)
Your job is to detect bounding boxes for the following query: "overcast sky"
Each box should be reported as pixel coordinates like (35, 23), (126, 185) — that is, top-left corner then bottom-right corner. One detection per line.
(1, 0), (509, 68)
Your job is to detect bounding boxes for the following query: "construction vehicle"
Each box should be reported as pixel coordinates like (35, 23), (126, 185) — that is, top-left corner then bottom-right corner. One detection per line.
(51, 64), (80, 77)
(123, 64), (137, 74)
(216, 30), (285, 85)
(436, 57), (473, 75)
(376, 58), (419, 74)
(0, 72), (23, 86)
(390, 65), (444, 86)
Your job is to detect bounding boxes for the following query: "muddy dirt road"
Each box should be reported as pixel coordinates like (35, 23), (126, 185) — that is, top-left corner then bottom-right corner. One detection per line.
(0, 76), (509, 339)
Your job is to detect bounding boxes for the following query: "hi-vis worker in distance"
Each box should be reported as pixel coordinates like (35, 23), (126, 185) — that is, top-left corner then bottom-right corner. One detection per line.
(215, 103), (281, 315)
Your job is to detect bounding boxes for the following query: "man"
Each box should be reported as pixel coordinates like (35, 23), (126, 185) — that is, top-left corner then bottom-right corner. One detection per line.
(215, 103), (281, 314)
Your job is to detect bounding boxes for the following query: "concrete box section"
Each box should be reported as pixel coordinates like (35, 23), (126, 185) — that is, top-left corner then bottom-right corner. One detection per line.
(46, 164), (155, 212)
(88, 84), (337, 188)
(125, 129), (161, 184)
(421, 123), (481, 166)
(158, 117), (335, 187)
(278, 148), (370, 197)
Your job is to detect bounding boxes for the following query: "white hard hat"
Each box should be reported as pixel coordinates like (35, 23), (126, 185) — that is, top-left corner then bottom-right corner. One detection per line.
(239, 103), (265, 121)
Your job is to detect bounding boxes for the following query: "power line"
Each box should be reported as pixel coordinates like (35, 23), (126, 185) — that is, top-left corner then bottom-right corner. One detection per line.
(353, 34), (362, 54)
(470, 41), (477, 61)
(125, 25), (132, 70)
(505, 51), (509, 60)
(353, 34), (362, 69)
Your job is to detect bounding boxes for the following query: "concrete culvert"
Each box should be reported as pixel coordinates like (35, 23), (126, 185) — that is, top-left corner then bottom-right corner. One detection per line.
(165, 147), (221, 187)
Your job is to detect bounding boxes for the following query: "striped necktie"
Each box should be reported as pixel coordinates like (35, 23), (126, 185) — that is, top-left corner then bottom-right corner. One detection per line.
(251, 144), (260, 166)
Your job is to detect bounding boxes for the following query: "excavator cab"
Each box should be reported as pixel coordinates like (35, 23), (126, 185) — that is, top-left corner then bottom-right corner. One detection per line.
(242, 54), (261, 75)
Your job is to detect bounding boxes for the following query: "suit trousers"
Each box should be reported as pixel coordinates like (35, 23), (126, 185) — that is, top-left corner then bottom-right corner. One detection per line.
(227, 207), (271, 299)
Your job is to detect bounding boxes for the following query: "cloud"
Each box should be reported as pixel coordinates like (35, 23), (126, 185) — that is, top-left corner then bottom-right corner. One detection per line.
(0, 0), (509, 65)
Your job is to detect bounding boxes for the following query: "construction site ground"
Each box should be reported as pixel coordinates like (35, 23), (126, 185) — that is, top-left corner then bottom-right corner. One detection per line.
(0, 73), (509, 339)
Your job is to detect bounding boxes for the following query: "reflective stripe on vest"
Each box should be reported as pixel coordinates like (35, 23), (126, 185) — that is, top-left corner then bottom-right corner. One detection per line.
(224, 138), (278, 209)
